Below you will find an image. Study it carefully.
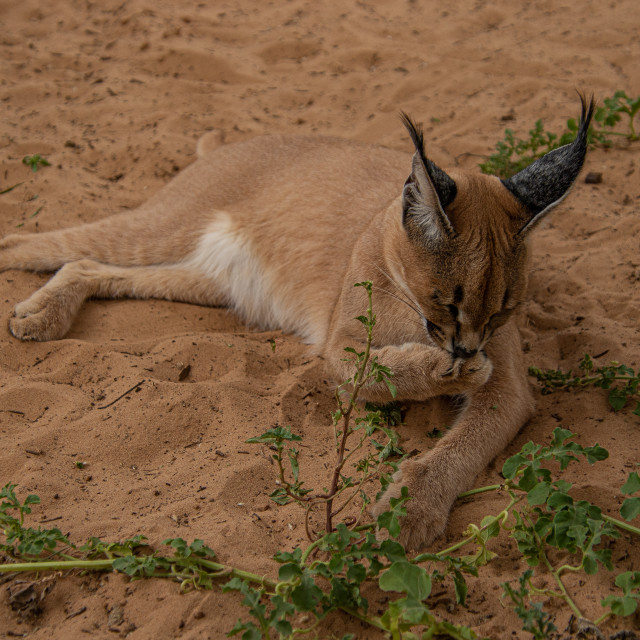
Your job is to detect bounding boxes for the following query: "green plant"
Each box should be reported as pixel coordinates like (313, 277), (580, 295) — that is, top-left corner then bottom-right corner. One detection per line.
(248, 281), (402, 540)
(0, 281), (481, 638)
(2, 426), (639, 638)
(237, 282), (480, 637)
(529, 353), (640, 415)
(22, 154), (51, 172)
(594, 90), (640, 142)
(620, 470), (640, 522)
(501, 570), (557, 640)
(2, 289), (639, 639)
(489, 428), (640, 631)
(479, 119), (575, 178)
(0, 483), (70, 558)
(480, 90), (639, 178)
(601, 571), (640, 619)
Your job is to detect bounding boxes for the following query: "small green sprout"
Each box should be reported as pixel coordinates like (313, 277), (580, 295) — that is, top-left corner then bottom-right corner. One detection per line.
(22, 154), (51, 173)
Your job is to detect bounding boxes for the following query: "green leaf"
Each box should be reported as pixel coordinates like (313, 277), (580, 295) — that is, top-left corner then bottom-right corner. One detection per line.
(163, 537), (188, 555)
(379, 561), (431, 600)
(621, 497), (640, 521)
(226, 620), (262, 640)
(268, 488), (292, 505)
(584, 444), (609, 464)
(546, 491), (573, 510)
(273, 620), (293, 636)
(453, 570), (468, 606)
(346, 562), (367, 583)
(274, 548), (302, 564)
(22, 154), (51, 173)
(621, 471), (640, 495)
(583, 555), (597, 575)
(518, 466), (539, 492)
(385, 379), (398, 399)
(393, 595), (432, 626)
(617, 571), (640, 592)
(112, 555), (158, 577)
(501, 453), (525, 480)
(608, 392), (627, 411)
(379, 539), (407, 563)
(288, 449), (299, 484)
(550, 427), (574, 447)
(376, 486), (410, 538)
(290, 573), (323, 611)
(221, 577), (248, 593)
(246, 426), (302, 444)
(278, 562), (302, 582)
(602, 572), (640, 617)
(527, 482), (551, 506)
(602, 594), (638, 617)
(188, 538), (216, 558)
(376, 512), (400, 538)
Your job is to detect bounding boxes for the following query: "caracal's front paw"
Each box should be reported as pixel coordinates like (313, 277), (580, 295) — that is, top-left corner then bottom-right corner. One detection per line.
(460, 351), (493, 387)
(9, 294), (72, 341)
(371, 460), (450, 550)
(440, 350), (492, 395)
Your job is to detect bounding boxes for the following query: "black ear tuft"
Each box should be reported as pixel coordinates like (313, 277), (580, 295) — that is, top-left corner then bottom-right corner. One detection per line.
(400, 112), (457, 209)
(503, 93), (595, 234)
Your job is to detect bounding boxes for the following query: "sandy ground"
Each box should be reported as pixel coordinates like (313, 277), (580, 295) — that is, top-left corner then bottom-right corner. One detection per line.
(1, 0), (639, 638)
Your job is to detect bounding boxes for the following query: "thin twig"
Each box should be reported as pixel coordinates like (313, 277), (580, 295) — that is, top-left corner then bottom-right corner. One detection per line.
(39, 516), (63, 524)
(97, 380), (146, 410)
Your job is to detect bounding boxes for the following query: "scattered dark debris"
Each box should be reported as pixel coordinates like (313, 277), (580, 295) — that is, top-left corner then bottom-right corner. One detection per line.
(106, 602), (125, 630)
(7, 577), (56, 620)
(585, 172), (603, 184)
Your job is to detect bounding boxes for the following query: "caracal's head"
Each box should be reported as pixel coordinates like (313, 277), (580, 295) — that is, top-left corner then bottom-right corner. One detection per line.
(398, 95), (594, 359)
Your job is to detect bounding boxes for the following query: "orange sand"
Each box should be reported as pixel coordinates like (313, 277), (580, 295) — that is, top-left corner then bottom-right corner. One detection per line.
(1, 0), (639, 638)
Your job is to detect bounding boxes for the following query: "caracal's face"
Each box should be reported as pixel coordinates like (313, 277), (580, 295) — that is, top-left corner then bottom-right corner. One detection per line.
(403, 193), (530, 359)
(420, 247), (528, 358)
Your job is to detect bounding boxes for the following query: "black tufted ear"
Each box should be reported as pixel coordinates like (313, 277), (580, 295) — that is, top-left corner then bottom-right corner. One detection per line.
(503, 94), (595, 235)
(400, 112), (458, 245)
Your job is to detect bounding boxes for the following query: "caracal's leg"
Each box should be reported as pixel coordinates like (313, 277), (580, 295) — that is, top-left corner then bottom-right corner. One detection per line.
(371, 321), (535, 549)
(9, 260), (225, 341)
(324, 336), (493, 403)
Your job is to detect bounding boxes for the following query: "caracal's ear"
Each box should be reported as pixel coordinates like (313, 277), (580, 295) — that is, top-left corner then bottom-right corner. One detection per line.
(400, 112), (458, 245)
(503, 93), (595, 236)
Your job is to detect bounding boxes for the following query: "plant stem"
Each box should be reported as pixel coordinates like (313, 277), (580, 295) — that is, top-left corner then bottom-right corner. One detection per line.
(556, 563), (583, 575)
(414, 494), (522, 561)
(197, 559), (278, 590)
(0, 559), (115, 572)
(600, 131), (632, 138)
(603, 514), (640, 537)
(0, 556), (279, 593)
(457, 484), (502, 499)
(300, 537), (325, 565)
(325, 289), (374, 534)
(594, 611), (613, 626)
(535, 532), (584, 619)
(339, 606), (387, 632)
